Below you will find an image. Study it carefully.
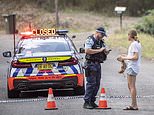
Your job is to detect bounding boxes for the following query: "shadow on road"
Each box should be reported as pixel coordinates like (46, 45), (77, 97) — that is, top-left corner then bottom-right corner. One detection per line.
(19, 89), (78, 98)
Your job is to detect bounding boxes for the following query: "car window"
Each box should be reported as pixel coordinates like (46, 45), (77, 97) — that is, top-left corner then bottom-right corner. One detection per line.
(18, 41), (71, 54)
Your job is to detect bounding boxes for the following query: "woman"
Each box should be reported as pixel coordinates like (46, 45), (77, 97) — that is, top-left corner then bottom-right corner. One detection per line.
(119, 30), (141, 110)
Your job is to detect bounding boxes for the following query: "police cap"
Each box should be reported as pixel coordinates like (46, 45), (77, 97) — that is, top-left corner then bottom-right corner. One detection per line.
(96, 27), (107, 37)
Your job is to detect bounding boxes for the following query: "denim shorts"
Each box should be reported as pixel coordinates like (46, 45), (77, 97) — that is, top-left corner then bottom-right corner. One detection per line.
(126, 68), (138, 76)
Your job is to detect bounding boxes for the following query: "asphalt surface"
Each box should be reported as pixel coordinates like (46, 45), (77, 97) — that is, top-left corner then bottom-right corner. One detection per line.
(0, 34), (154, 115)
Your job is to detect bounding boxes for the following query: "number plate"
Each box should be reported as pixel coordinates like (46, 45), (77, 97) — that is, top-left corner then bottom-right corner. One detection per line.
(37, 63), (53, 70)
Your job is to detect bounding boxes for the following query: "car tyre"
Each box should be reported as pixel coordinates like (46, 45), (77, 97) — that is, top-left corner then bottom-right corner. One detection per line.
(7, 86), (20, 98)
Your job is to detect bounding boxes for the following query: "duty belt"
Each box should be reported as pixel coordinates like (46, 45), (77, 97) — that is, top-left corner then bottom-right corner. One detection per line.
(86, 60), (100, 64)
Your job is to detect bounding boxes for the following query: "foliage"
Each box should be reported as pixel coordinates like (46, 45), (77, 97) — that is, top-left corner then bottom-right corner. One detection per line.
(135, 10), (154, 35)
(0, 0), (154, 16)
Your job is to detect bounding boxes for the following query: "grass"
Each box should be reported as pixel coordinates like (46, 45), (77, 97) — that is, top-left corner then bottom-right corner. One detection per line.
(139, 33), (154, 59)
(106, 31), (154, 59)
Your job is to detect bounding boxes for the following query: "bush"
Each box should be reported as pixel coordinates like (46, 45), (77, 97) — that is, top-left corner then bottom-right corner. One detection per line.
(135, 10), (154, 35)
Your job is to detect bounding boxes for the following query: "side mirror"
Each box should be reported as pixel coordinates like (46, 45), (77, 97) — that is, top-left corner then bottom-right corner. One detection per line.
(15, 29), (19, 34)
(3, 51), (12, 57)
(79, 48), (85, 53)
(72, 35), (76, 39)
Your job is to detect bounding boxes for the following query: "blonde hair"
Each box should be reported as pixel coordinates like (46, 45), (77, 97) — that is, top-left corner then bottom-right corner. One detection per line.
(129, 30), (140, 43)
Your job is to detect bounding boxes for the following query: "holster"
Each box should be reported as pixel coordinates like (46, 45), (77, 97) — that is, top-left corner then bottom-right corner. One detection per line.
(84, 61), (97, 77)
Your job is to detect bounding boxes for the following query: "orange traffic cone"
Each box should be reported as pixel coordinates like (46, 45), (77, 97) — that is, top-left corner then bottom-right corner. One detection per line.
(45, 88), (58, 110)
(97, 88), (111, 109)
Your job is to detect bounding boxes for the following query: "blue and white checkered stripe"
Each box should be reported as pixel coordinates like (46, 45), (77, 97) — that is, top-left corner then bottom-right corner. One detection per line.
(10, 65), (81, 77)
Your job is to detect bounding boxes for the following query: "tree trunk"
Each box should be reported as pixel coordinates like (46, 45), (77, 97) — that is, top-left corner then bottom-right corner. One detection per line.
(55, 0), (59, 27)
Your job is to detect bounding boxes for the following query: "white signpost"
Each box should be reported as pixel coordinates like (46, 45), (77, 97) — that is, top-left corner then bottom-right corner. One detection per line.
(114, 6), (126, 30)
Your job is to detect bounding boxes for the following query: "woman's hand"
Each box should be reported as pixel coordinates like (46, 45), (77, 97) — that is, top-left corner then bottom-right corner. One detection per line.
(117, 55), (127, 62)
(121, 54), (127, 57)
(117, 52), (138, 61)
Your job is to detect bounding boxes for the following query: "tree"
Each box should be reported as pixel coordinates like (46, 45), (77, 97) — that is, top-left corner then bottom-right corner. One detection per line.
(55, 0), (59, 27)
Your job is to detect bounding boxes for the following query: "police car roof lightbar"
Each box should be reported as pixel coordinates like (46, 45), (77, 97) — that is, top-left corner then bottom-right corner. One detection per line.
(20, 32), (33, 36)
(56, 30), (69, 35)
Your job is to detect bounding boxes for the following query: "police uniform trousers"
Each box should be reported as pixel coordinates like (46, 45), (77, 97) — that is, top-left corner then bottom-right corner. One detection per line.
(84, 61), (101, 103)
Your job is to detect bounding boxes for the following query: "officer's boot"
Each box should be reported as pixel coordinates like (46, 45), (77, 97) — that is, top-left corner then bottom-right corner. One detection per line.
(91, 102), (98, 108)
(83, 102), (94, 109)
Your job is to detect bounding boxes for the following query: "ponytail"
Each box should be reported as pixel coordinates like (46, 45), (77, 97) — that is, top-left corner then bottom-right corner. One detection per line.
(129, 30), (140, 43)
(134, 36), (140, 43)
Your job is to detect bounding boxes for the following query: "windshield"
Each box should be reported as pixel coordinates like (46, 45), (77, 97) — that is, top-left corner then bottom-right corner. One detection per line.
(17, 41), (71, 54)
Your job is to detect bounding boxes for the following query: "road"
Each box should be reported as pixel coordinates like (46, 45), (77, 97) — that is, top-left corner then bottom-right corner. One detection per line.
(0, 34), (154, 115)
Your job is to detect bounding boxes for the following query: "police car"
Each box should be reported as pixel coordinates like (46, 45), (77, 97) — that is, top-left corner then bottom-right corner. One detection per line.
(3, 29), (85, 98)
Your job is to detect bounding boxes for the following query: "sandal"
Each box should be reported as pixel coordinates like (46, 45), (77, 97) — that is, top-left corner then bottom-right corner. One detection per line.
(123, 106), (138, 110)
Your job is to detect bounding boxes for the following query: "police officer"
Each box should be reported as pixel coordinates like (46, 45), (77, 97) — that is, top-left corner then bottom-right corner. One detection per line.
(83, 27), (108, 109)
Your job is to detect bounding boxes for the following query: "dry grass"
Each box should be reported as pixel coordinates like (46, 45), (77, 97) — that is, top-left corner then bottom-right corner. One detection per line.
(139, 33), (154, 59)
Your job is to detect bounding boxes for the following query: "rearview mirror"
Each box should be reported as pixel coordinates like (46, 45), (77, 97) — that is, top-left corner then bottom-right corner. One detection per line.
(79, 48), (85, 53)
(15, 29), (19, 34)
(72, 35), (76, 39)
(3, 51), (12, 57)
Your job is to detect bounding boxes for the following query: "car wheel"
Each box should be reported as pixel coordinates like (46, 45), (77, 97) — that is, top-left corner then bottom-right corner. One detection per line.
(74, 85), (85, 95)
(7, 86), (20, 98)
